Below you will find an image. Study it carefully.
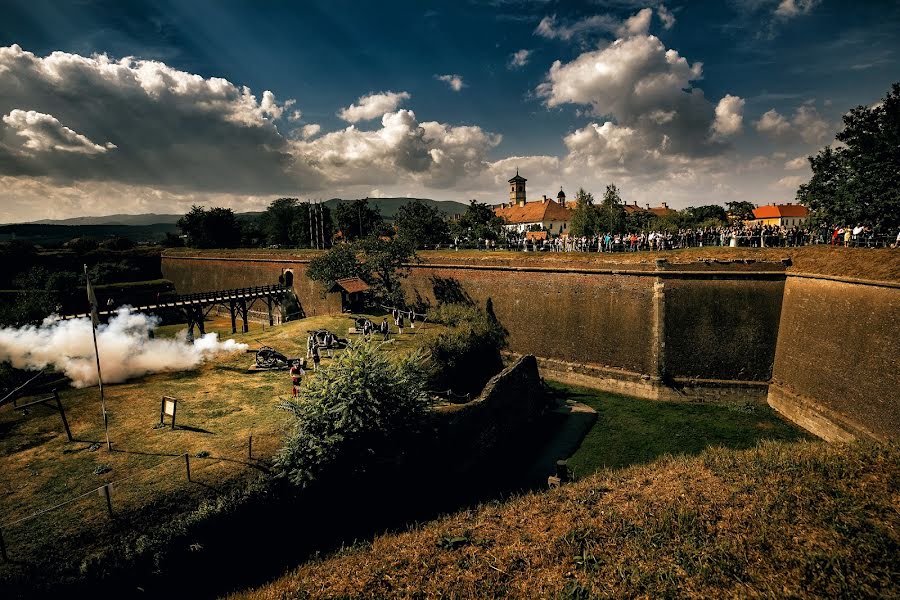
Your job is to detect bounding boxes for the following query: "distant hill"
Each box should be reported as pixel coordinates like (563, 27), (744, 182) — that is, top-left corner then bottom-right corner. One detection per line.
(0, 223), (178, 245)
(16, 198), (468, 228)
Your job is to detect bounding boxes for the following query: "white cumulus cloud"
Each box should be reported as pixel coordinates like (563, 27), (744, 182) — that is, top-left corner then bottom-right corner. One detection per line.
(337, 91), (411, 123)
(2, 109), (115, 154)
(774, 0), (821, 19)
(755, 104), (830, 143)
(712, 94), (745, 138)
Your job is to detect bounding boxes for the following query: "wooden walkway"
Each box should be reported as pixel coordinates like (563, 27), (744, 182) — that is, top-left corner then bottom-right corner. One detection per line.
(63, 284), (287, 335)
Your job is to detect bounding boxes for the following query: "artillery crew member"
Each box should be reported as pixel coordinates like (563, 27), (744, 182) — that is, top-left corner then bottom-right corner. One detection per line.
(311, 345), (321, 371)
(397, 313), (405, 335)
(380, 317), (390, 340)
(289, 360), (304, 397)
(323, 331), (334, 357)
(306, 333), (315, 358)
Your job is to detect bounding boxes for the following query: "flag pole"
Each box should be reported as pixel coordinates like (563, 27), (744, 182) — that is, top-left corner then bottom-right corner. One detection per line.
(85, 264), (111, 451)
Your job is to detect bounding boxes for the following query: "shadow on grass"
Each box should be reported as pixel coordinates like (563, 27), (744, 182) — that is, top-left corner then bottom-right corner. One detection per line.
(544, 380), (814, 479)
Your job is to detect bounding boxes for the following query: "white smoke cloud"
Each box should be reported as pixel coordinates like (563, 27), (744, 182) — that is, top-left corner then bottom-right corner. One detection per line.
(0, 307), (247, 388)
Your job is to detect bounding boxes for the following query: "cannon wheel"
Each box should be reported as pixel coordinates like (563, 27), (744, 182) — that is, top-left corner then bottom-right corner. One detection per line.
(256, 347), (278, 368)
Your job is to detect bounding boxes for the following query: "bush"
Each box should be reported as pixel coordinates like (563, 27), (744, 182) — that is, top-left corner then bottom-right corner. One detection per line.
(425, 299), (508, 396)
(274, 340), (430, 489)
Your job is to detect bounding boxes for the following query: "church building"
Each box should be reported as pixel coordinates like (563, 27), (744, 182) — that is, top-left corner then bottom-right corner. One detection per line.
(493, 171), (573, 235)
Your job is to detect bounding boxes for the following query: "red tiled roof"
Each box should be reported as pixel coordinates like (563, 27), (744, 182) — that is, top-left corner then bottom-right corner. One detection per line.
(332, 277), (370, 294)
(525, 230), (548, 241)
(648, 206), (676, 217)
(752, 204), (809, 219)
(494, 200), (572, 224)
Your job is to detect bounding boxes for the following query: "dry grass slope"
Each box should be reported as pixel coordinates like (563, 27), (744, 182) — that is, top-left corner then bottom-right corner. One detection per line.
(231, 441), (899, 599)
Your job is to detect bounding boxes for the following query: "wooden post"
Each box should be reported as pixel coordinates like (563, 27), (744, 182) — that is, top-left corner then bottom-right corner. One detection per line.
(248, 432), (253, 460)
(0, 527), (8, 562)
(195, 307), (206, 335)
(54, 390), (73, 442)
(100, 484), (113, 518)
(240, 300), (249, 333)
(267, 297), (274, 327)
(184, 454), (191, 482)
(230, 300), (237, 334)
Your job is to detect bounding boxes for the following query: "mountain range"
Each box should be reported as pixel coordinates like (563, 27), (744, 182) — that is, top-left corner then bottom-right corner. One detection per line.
(24, 197), (469, 226)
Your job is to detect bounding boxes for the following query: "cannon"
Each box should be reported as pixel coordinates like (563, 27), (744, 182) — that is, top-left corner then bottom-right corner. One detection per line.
(246, 346), (296, 370)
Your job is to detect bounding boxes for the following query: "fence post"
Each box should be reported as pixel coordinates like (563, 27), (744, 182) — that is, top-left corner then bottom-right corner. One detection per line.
(100, 484), (113, 518)
(184, 454), (191, 482)
(248, 433), (253, 460)
(0, 527), (8, 562)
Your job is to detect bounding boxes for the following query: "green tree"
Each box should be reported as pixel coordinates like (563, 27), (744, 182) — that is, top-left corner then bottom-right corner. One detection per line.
(275, 340), (430, 489)
(395, 199), (451, 248)
(260, 198), (333, 248)
(726, 201), (756, 223)
(597, 184), (626, 233)
(451, 200), (505, 243)
(307, 237), (416, 305)
(569, 188), (601, 237)
(683, 205), (727, 227)
(797, 82), (900, 230)
(335, 199), (385, 241)
(177, 206), (242, 248)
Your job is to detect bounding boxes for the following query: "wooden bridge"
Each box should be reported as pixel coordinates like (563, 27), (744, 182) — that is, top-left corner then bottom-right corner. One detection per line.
(64, 284), (288, 336)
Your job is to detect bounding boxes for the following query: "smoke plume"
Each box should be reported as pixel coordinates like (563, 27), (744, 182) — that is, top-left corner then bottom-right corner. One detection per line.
(0, 308), (248, 387)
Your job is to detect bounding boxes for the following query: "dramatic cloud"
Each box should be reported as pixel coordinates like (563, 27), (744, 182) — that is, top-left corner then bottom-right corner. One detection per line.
(290, 109), (501, 189)
(2, 109), (116, 154)
(538, 31), (734, 163)
(337, 91), (411, 123)
(0, 44), (307, 194)
(755, 104), (830, 143)
(712, 94), (745, 137)
(508, 49), (532, 69)
(435, 74), (465, 92)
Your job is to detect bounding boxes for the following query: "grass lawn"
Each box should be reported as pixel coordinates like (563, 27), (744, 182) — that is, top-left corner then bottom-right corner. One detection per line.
(0, 312), (443, 577)
(545, 381), (814, 478)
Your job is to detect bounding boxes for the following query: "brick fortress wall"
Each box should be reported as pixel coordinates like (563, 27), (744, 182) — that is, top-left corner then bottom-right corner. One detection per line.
(161, 251), (899, 441)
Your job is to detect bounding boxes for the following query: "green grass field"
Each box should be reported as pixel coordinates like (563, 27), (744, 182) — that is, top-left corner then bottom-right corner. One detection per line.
(544, 381), (814, 478)
(0, 312), (443, 576)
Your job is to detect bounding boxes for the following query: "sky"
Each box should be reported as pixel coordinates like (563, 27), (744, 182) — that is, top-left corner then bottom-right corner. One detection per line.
(0, 0), (898, 222)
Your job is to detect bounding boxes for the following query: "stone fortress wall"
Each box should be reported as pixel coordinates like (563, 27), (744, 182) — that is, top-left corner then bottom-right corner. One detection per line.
(161, 251), (899, 443)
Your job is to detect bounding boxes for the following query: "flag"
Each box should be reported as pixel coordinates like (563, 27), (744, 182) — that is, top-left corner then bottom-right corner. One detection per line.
(85, 265), (100, 328)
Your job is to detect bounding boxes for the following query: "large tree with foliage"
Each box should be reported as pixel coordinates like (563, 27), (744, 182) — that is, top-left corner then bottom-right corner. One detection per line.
(260, 198), (333, 247)
(569, 188), (601, 237)
(334, 199), (385, 241)
(596, 184), (626, 233)
(177, 205), (242, 248)
(394, 199), (451, 248)
(307, 237), (416, 306)
(683, 205), (727, 227)
(451, 200), (505, 243)
(726, 201), (756, 223)
(797, 82), (900, 230)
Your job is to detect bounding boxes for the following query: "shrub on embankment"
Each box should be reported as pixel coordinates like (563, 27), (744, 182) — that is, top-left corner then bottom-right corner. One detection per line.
(425, 300), (508, 396)
(231, 440), (900, 600)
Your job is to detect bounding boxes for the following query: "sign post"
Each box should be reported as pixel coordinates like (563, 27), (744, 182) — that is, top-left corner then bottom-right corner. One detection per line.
(160, 396), (178, 429)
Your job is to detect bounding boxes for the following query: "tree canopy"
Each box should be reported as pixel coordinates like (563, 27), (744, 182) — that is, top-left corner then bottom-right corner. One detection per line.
(176, 206), (242, 248)
(569, 188), (601, 237)
(797, 82), (900, 230)
(261, 197), (332, 247)
(451, 200), (505, 243)
(334, 199), (386, 241)
(307, 236), (416, 306)
(597, 184), (626, 233)
(394, 199), (451, 248)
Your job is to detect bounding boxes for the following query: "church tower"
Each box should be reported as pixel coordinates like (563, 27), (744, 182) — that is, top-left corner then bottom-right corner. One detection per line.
(509, 170), (527, 207)
(557, 187), (566, 207)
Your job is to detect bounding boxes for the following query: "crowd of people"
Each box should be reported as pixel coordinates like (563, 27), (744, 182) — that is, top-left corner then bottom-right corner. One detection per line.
(504, 223), (898, 253)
